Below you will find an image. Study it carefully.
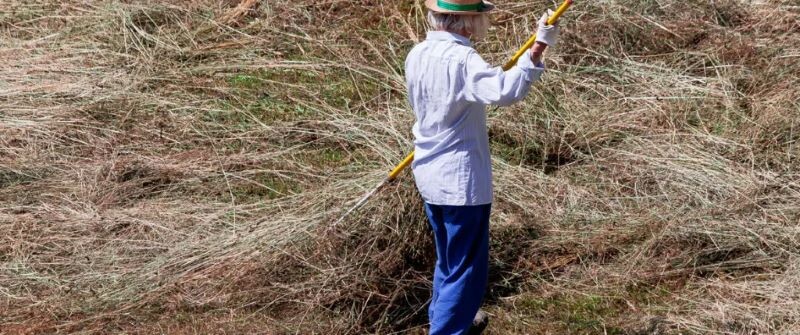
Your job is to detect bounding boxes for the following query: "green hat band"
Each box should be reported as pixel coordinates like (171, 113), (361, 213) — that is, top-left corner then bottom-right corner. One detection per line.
(437, 0), (486, 12)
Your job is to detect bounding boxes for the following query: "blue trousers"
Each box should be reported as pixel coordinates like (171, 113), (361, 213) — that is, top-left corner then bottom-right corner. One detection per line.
(424, 203), (491, 335)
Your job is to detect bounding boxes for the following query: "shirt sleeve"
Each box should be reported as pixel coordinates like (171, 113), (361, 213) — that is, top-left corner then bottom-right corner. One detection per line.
(461, 49), (545, 106)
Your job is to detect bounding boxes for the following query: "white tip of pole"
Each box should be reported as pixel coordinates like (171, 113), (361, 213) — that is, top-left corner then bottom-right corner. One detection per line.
(332, 179), (386, 227)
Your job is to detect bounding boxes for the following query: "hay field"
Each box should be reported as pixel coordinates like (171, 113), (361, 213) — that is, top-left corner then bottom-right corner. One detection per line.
(1, 0), (798, 334)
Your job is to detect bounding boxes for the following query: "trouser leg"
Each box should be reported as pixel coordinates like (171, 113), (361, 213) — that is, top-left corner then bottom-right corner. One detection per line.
(425, 203), (491, 335)
(426, 204), (447, 323)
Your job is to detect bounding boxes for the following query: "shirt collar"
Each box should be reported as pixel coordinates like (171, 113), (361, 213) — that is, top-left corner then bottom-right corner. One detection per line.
(426, 31), (472, 46)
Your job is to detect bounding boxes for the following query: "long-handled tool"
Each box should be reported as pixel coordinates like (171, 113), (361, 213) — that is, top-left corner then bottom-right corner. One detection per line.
(334, 0), (574, 226)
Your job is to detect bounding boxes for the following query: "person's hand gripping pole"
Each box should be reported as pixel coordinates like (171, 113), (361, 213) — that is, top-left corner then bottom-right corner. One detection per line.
(503, 0), (571, 70)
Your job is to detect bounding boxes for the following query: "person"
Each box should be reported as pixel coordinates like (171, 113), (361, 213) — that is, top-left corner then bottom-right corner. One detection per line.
(404, 0), (559, 334)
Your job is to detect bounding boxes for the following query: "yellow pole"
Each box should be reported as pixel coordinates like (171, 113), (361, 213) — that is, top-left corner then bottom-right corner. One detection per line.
(388, 0), (574, 181)
(388, 151), (415, 181)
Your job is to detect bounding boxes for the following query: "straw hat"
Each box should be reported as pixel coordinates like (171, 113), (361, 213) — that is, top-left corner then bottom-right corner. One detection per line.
(425, 0), (495, 15)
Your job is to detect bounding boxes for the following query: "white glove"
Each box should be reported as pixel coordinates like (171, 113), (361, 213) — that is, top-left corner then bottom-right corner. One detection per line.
(535, 10), (560, 47)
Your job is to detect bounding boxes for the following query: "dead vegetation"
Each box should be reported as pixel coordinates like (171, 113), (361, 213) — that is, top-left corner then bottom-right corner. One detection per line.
(1, 0), (799, 334)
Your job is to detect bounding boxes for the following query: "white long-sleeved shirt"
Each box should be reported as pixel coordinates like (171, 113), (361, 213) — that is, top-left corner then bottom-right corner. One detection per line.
(405, 31), (544, 206)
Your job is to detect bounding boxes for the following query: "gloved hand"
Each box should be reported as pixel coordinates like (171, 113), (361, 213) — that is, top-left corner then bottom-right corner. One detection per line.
(535, 10), (560, 47)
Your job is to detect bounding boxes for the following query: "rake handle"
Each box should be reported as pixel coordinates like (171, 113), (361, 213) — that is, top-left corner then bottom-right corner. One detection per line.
(388, 0), (574, 182)
(388, 151), (415, 180)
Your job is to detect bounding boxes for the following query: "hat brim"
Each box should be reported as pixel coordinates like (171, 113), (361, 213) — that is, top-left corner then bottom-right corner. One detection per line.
(425, 0), (495, 15)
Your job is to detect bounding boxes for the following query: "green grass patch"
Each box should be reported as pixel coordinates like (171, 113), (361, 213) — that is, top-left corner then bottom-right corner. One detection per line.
(202, 106), (256, 130)
(249, 95), (313, 122)
(227, 65), (383, 114)
(205, 95), (314, 130)
(0, 169), (43, 187)
(491, 137), (543, 167)
(510, 282), (675, 334)
(516, 293), (627, 334)
(293, 146), (356, 170)
(625, 283), (673, 309)
(229, 74), (263, 89)
(229, 174), (302, 203)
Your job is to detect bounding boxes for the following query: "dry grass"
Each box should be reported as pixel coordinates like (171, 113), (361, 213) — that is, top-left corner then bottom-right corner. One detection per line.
(1, 0), (798, 334)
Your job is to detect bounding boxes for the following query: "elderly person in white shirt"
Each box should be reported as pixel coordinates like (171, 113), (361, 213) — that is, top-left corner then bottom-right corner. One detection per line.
(405, 0), (559, 334)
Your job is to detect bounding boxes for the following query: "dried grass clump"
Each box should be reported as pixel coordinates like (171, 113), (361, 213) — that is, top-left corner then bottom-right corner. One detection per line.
(1, 0), (799, 334)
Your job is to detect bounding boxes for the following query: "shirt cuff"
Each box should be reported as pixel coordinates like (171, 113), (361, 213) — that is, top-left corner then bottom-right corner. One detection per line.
(516, 49), (545, 82)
